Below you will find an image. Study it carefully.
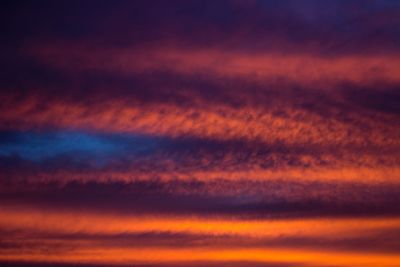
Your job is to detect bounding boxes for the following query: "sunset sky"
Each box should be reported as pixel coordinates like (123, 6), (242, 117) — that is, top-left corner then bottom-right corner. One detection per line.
(0, 1), (400, 266)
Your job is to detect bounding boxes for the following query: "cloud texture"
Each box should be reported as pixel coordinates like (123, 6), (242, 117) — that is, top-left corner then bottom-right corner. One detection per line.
(0, 0), (399, 266)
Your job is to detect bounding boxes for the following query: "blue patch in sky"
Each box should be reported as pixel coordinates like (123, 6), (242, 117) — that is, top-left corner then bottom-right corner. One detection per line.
(0, 131), (161, 165)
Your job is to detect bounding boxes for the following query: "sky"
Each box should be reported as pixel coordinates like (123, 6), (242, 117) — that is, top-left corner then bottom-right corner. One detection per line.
(0, 0), (399, 266)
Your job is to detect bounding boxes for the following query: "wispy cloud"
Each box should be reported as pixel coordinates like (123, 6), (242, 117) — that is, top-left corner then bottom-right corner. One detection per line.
(0, 0), (399, 266)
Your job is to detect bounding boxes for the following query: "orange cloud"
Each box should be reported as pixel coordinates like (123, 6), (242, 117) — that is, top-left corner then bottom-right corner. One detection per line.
(1, 207), (399, 267)
(33, 44), (400, 85)
(1, 97), (398, 147)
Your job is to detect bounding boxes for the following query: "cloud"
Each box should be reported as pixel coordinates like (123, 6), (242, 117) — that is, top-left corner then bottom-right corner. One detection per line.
(1, 179), (400, 218)
(3, 0), (400, 54)
(1, 1), (399, 266)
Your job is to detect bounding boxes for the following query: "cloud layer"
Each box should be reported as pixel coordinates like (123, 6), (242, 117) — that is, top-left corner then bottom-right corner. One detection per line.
(0, 0), (399, 266)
